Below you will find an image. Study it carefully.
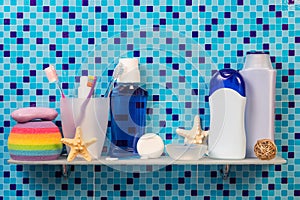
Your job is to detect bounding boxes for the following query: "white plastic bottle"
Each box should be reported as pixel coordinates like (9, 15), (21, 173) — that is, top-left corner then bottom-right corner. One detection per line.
(240, 51), (276, 158)
(208, 69), (247, 159)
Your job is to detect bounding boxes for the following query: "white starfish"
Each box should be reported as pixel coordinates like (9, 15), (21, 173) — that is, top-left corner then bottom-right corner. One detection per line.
(176, 115), (208, 144)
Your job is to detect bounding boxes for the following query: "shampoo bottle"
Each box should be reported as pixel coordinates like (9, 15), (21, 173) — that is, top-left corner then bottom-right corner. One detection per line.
(109, 58), (148, 158)
(240, 51), (276, 157)
(208, 69), (246, 159)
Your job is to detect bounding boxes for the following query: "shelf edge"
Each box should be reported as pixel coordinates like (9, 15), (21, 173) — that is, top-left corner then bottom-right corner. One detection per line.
(8, 156), (286, 166)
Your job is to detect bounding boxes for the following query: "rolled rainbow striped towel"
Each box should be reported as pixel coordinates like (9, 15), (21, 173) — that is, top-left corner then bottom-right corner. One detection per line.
(8, 121), (63, 161)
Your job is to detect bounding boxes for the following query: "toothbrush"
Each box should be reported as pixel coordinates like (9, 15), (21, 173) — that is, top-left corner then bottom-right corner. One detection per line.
(44, 65), (65, 98)
(86, 76), (97, 98)
(78, 76), (97, 98)
(45, 65), (76, 142)
(104, 64), (124, 97)
(76, 76), (97, 126)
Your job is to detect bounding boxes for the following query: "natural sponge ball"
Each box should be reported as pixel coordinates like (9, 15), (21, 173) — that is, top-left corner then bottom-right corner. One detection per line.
(254, 139), (277, 160)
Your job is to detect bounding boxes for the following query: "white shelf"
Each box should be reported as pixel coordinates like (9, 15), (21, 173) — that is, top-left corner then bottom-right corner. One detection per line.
(8, 156), (286, 166)
(8, 156), (286, 179)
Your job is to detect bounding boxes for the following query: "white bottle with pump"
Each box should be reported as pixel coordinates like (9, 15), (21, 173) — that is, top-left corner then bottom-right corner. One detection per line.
(240, 51), (276, 158)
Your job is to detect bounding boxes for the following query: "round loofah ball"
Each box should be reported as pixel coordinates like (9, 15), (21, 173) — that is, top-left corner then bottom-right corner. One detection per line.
(254, 139), (277, 160)
(8, 121), (62, 161)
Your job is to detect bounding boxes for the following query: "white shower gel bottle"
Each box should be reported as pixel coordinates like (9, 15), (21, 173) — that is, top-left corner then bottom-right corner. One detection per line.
(240, 51), (276, 157)
(208, 69), (246, 159)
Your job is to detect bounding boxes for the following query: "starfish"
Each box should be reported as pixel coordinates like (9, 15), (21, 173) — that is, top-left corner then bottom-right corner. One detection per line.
(61, 126), (97, 162)
(176, 115), (208, 145)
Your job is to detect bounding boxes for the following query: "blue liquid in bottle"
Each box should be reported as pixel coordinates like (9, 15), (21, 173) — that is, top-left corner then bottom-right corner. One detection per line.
(109, 83), (147, 158)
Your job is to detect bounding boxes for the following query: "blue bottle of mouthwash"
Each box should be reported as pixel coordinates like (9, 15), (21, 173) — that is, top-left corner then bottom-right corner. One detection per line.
(109, 58), (148, 158)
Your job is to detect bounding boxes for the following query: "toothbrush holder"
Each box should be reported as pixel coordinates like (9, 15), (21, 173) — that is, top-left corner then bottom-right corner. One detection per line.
(60, 97), (110, 160)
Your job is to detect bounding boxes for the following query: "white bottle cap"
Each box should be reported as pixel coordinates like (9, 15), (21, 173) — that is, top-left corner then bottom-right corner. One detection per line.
(244, 52), (273, 70)
(117, 58), (140, 83)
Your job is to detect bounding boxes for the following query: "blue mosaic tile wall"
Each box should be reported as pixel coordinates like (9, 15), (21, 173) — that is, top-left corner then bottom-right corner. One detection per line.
(1, 0), (300, 199)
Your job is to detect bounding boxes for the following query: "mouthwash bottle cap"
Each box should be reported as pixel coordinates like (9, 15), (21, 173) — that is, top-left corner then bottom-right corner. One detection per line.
(244, 51), (273, 70)
(117, 58), (140, 83)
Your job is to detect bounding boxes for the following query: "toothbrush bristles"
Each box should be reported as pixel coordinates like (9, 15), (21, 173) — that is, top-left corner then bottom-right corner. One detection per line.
(44, 65), (58, 83)
(87, 76), (96, 87)
(44, 64), (65, 98)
